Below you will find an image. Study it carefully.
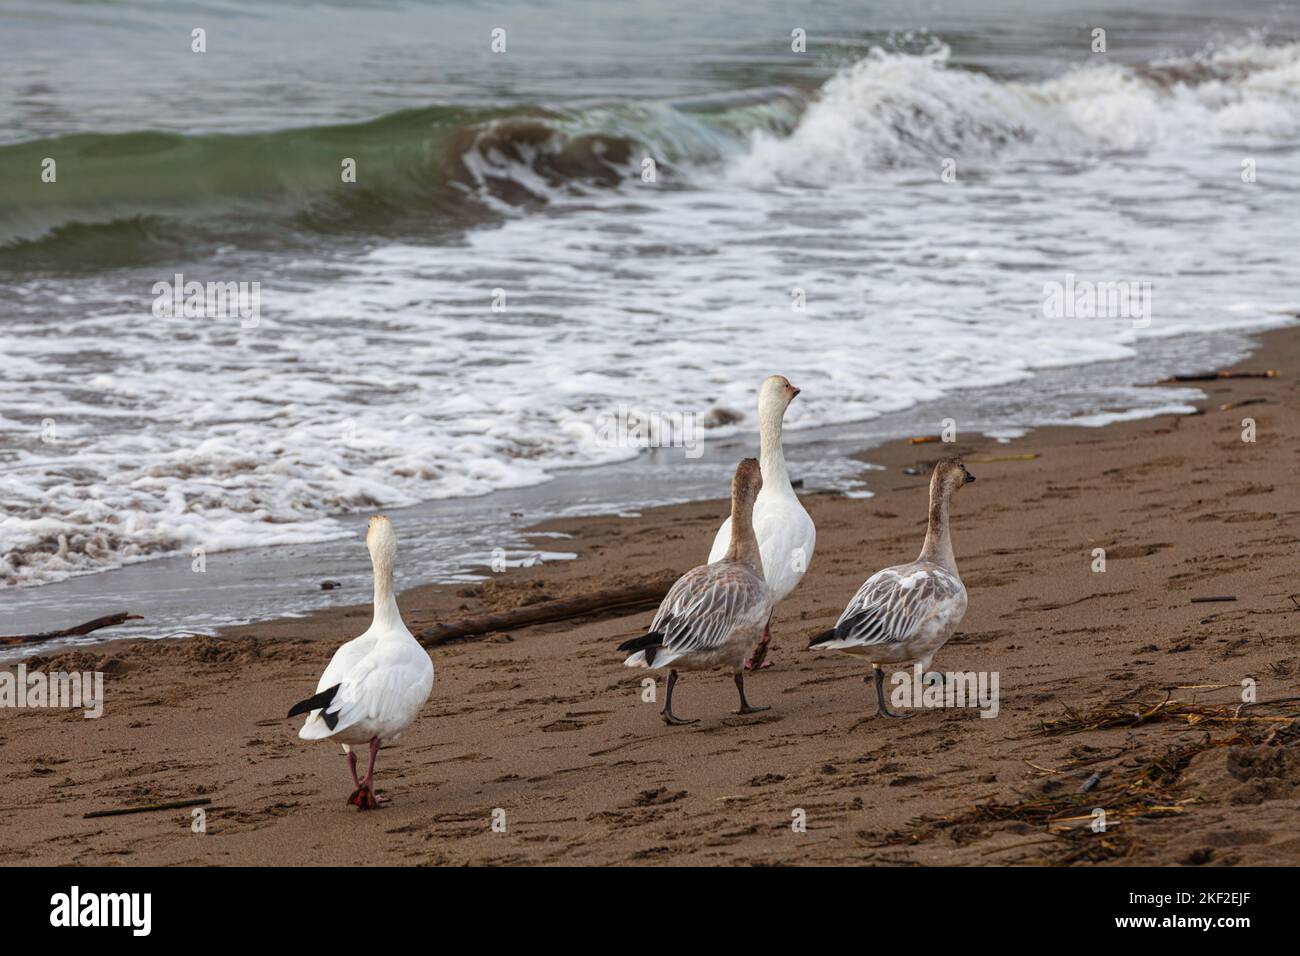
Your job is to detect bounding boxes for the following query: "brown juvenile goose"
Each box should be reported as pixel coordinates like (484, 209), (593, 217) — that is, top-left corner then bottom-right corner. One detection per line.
(619, 458), (774, 724)
(808, 458), (974, 718)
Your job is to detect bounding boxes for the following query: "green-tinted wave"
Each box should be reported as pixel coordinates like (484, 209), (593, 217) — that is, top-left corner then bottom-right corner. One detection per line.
(0, 90), (806, 271)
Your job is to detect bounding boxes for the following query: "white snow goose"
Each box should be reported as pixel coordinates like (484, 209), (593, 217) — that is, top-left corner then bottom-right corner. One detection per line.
(807, 458), (974, 718)
(620, 457), (774, 724)
(288, 515), (435, 809)
(707, 374), (815, 669)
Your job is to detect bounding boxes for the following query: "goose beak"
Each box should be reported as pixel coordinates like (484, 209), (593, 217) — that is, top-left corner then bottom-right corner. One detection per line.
(790, 387), (801, 399)
(965, 472), (976, 484)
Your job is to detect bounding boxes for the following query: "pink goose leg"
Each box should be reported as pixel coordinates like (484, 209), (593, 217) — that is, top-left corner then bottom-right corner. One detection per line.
(348, 737), (385, 810)
(347, 751), (360, 788)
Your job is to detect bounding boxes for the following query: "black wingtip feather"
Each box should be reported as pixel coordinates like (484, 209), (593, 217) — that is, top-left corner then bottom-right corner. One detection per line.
(807, 627), (837, 648)
(617, 632), (663, 654)
(287, 682), (341, 729)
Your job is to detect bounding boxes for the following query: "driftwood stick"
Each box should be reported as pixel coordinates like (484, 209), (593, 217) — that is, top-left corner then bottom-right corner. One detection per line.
(966, 454), (1039, 463)
(417, 576), (675, 646)
(1, 612), (142, 647)
(84, 797), (211, 819)
(1158, 370), (1278, 383)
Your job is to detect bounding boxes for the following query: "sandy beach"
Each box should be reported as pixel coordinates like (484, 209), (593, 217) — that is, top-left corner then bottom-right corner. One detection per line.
(2, 325), (1297, 867)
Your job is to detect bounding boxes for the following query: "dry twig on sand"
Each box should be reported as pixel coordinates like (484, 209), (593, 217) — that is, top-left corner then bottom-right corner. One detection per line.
(417, 576), (675, 646)
(84, 797), (211, 819)
(1, 612), (142, 647)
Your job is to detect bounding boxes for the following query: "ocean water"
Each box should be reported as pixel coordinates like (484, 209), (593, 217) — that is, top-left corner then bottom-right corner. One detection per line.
(1, 1), (1298, 642)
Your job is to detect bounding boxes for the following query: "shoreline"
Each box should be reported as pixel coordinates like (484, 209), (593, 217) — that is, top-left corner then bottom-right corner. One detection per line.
(0, 323), (1270, 645)
(2, 324), (1298, 865)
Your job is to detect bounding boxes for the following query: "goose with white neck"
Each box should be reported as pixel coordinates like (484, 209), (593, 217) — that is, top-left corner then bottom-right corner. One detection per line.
(288, 515), (435, 809)
(620, 458), (774, 725)
(707, 375), (815, 669)
(807, 459), (974, 718)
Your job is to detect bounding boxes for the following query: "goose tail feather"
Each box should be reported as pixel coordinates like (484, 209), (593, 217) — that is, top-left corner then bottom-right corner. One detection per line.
(289, 683), (342, 737)
(619, 632), (664, 668)
(807, 627), (838, 649)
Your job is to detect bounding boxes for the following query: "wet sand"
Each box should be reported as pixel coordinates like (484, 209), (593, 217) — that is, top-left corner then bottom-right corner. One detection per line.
(3, 325), (1298, 866)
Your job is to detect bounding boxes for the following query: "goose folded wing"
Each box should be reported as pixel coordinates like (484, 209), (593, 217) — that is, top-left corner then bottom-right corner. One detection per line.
(833, 566), (963, 647)
(650, 565), (764, 656)
(323, 654), (429, 734)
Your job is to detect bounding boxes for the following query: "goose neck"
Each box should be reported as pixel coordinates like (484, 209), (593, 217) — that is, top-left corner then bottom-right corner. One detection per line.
(725, 497), (764, 576)
(919, 490), (957, 575)
(370, 557), (405, 634)
(758, 410), (791, 492)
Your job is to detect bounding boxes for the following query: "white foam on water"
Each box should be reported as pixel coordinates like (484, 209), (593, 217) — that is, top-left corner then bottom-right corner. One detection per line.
(732, 39), (1300, 184)
(1063, 401), (1203, 428)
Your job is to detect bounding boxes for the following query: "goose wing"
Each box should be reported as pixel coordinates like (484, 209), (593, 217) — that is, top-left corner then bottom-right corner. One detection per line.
(650, 562), (770, 656)
(315, 631), (375, 695)
(293, 631), (375, 733)
(825, 564), (964, 648)
(303, 641), (432, 738)
(329, 653), (432, 734)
